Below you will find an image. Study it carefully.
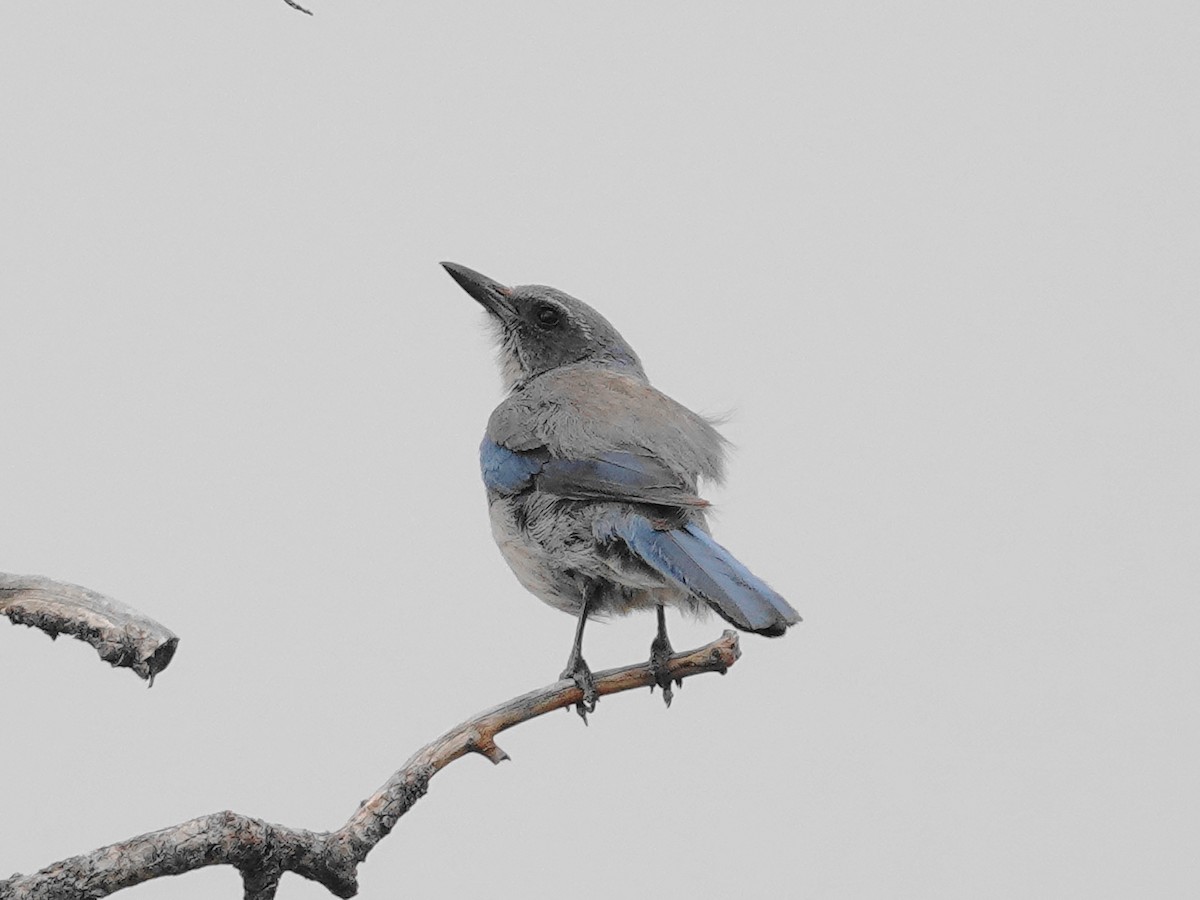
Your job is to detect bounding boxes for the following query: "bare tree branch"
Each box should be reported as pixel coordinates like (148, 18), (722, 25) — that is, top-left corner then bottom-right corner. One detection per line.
(1, 631), (742, 900)
(281, 0), (313, 15)
(0, 574), (178, 684)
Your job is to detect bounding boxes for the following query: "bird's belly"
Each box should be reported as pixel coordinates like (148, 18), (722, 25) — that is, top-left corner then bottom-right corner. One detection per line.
(487, 496), (587, 614)
(486, 494), (698, 618)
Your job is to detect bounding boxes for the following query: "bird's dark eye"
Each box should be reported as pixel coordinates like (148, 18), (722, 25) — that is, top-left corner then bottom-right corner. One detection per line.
(535, 305), (562, 328)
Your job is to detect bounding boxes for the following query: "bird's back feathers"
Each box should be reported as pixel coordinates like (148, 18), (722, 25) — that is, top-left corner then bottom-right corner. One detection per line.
(487, 364), (727, 487)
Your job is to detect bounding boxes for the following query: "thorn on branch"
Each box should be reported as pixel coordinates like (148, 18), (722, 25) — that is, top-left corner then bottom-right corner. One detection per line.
(466, 729), (511, 765)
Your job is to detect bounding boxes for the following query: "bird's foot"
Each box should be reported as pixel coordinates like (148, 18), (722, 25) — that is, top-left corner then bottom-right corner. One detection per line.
(560, 652), (598, 723)
(649, 632), (681, 708)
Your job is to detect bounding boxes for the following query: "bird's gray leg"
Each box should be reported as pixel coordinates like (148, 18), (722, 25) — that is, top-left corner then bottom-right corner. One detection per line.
(649, 604), (681, 707)
(560, 583), (599, 721)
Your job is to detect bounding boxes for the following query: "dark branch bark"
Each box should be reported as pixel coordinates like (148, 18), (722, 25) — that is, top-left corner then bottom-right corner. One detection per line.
(281, 0), (313, 15)
(0, 631), (741, 900)
(0, 574), (178, 684)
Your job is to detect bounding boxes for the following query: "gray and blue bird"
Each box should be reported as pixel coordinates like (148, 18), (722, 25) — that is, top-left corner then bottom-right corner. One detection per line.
(443, 262), (799, 715)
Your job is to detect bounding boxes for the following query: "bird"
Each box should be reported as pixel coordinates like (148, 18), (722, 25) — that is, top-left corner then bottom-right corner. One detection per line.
(442, 262), (799, 717)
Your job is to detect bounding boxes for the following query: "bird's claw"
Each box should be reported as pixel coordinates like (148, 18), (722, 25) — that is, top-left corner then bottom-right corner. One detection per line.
(561, 653), (598, 723)
(649, 633), (681, 708)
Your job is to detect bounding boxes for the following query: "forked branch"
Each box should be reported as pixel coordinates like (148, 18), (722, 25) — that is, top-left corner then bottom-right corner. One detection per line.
(0, 631), (741, 900)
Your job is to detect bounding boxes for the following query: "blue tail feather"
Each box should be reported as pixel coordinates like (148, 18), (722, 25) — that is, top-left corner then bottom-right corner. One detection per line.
(602, 515), (799, 636)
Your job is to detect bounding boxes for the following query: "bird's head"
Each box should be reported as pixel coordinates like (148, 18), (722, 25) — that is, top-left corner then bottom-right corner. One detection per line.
(442, 262), (645, 389)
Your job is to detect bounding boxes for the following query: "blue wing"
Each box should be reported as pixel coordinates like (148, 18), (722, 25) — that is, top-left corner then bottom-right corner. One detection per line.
(537, 454), (709, 508)
(480, 438), (707, 508)
(597, 514), (800, 636)
(480, 438), (548, 493)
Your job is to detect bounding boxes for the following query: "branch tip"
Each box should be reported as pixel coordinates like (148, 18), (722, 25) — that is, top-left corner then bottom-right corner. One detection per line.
(1, 574), (178, 682)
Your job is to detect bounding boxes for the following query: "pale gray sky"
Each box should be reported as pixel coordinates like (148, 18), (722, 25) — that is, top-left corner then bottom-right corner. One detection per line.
(2, 2), (1197, 898)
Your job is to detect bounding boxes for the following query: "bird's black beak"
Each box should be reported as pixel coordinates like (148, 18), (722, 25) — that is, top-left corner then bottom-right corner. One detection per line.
(441, 262), (515, 321)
